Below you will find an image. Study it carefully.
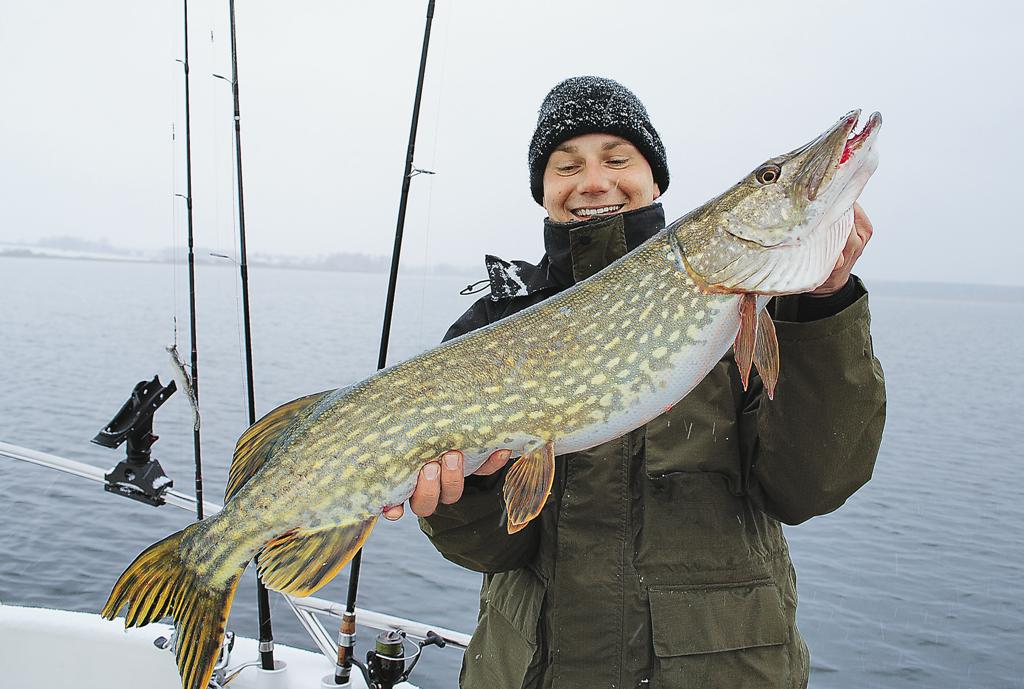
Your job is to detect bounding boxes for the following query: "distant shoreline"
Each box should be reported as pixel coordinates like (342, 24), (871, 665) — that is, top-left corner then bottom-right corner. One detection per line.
(2, 247), (1022, 302)
(0, 245), (480, 278)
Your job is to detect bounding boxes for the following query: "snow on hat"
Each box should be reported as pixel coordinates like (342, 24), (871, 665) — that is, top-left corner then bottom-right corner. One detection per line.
(528, 76), (669, 205)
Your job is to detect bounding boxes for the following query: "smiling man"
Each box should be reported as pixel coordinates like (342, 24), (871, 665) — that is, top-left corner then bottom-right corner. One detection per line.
(387, 76), (886, 688)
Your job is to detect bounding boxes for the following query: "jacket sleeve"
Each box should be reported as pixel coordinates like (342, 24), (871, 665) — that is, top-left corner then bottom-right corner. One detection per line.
(740, 277), (886, 525)
(419, 296), (542, 573)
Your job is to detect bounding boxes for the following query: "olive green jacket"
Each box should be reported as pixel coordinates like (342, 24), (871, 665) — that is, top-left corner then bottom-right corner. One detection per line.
(421, 207), (886, 689)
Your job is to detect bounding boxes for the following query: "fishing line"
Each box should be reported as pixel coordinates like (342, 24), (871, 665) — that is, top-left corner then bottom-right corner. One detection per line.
(414, 0), (454, 349)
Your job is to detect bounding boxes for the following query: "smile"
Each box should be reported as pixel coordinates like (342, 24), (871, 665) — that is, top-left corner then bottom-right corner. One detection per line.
(571, 204), (624, 218)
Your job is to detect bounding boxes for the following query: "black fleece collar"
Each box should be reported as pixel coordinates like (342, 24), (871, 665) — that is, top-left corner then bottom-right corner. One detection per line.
(484, 203), (666, 301)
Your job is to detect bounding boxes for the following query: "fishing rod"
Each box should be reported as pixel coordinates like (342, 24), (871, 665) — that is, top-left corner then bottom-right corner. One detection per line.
(179, 0), (205, 522)
(336, 1), (437, 686)
(214, 0), (277, 673)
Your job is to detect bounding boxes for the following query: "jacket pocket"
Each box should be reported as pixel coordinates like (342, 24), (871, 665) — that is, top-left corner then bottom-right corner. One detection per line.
(649, 578), (788, 656)
(648, 579), (791, 689)
(461, 568), (546, 689)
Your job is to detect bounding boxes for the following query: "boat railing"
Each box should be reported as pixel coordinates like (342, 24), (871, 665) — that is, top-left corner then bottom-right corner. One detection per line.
(0, 440), (472, 660)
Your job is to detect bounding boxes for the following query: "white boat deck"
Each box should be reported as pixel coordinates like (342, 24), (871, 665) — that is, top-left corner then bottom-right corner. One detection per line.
(1, 603), (381, 689)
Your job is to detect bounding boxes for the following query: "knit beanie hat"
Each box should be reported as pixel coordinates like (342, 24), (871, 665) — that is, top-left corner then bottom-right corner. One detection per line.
(528, 76), (669, 205)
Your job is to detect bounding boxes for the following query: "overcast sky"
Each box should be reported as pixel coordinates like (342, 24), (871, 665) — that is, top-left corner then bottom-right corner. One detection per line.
(1, 0), (1021, 286)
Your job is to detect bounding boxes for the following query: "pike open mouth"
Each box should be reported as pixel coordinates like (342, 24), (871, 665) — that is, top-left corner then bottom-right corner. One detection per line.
(839, 111), (881, 165)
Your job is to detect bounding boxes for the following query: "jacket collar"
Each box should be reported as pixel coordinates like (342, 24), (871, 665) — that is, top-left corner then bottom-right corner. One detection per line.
(484, 203), (666, 301)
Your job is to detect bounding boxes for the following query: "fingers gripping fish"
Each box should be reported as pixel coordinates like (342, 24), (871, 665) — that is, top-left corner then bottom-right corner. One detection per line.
(103, 111), (881, 689)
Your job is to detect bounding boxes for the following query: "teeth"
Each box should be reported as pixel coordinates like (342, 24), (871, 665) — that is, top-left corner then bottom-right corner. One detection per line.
(573, 205), (623, 217)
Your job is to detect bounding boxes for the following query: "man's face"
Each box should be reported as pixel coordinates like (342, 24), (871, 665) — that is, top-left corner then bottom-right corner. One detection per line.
(542, 133), (661, 223)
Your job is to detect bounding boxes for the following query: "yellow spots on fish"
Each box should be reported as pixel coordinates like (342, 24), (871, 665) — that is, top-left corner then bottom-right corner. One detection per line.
(659, 267), (672, 276)
(580, 322), (599, 335)
(585, 395), (598, 405)
(441, 404), (455, 412)
(504, 394), (522, 404)
(478, 425), (492, 435)
(687, 323), (703, 339)
(508, 411), (525, 423)
(625, 330), (636, 340)
(589, 410), (606, 421)
(544, 396), (566, 406)
(626, 352), (639, 364)
(340, 464), (357, 481)
(693, 311), (705, 321)
(465, 404), (482, 414)
(669, 329), (681, 343)
(484, 385), (500, 394)
(661, 308), (670, 320)
(522, 380), (538, 390)
(342, 446), (358, 458)
(644, 289), (655, 300)
(362, 432), (380, 444)
(380, 439), (394, 449)
(639, 303), (655, 322)
(654, 324), (663, 337)
(628, 293), (641, 305)
(605, 356), (621, 370)
(580, 367), (594, 376)
(616, 368), (631, 379)
(548, 371), (563, 379)
(573, 384), (587, 396)
(620, 317), (632, 329)
(487, 402), (500, 411)
(356, 453), (373, 465)
(406, 422), (429, 437)
(608, 300), (624, 315)
(419, 449), (437, 460)
(435, 418), (452, 428)
(528, 411), (545, 420)
(591, 373), (607, 385)
(593, 355), (605, 365)
(639, 333), (650, 345)
(565, 402), (585, 415)
(552, 414), (564, 424)
(690, 297), (701, 308)
(421, 405), (436, 414)
(585, 344), (598, 353)
(492, 415), (505, 423)
(652, 347), (668, 359)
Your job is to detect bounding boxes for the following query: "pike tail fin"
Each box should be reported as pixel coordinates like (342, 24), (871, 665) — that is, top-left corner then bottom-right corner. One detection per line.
(101, 525), (244, 689)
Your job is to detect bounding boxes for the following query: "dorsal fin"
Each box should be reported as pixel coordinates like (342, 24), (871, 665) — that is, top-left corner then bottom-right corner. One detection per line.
(225, 390), (331, 500)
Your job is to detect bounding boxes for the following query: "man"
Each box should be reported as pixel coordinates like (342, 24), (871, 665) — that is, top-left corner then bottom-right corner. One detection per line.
(384, 76), (885, 688)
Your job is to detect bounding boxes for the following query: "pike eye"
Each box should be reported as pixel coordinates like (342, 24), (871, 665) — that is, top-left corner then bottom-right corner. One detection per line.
(755, 165), (781, 185)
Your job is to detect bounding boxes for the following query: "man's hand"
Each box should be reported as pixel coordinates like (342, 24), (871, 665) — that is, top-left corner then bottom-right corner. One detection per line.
(809, 202), (873, 296)
(382, 448), (513, 521)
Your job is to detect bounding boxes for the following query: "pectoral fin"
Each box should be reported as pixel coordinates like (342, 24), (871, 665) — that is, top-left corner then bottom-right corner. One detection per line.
(734, 294), (758, 390)
(753, 308), (780, 400)
(257, 517), (377, 597)
(502, 441), (555, 534)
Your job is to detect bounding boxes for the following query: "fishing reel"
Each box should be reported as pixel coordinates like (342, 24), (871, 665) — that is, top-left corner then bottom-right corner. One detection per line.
(94, 375), (177, 506)
(346, 629), (445, 689)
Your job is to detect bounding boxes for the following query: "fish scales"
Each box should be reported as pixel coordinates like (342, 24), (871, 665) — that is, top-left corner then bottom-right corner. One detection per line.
(102, 110), (882, 689)
(179, 233), (735, 578)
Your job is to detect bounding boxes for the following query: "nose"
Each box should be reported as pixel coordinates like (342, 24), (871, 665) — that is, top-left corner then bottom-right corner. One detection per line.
(577, 164), (613, 194)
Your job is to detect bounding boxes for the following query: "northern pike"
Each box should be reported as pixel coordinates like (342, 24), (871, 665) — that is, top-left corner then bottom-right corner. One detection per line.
(103, 110), (881, 689)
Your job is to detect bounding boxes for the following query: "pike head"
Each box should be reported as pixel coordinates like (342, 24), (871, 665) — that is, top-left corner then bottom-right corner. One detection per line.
(675, 110), (881, 295)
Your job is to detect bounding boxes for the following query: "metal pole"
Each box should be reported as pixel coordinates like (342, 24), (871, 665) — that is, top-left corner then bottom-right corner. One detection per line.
(180, 0), (204, 522)
(225, 0), (275, 671)
(339, 0), (436, 683)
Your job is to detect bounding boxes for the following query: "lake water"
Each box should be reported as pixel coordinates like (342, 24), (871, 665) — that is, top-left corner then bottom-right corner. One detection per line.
(1, 256), (1021, 688)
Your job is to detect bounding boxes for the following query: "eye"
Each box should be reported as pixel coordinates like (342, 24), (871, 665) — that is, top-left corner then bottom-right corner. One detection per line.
(556, 163), (581, 175)
(606, 157), (629, 167)
(755, 164), (781, 185)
